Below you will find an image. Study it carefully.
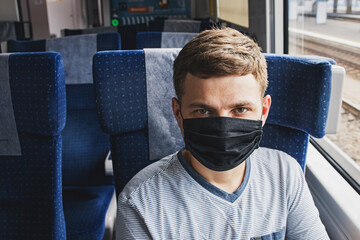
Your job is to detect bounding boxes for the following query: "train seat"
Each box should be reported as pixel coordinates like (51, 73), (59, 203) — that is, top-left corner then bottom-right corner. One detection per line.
(148, 18), (220, 32)
(117, 24), (148, 50)
(262, 54), (337, 170)
(0, 52), (66, 239)
(62, 24), (147, 50)
(137, 31), (198, 48)
(7, 32), (121, 240)
(61, 26), (118, 37)
(93, 49), (336, 196)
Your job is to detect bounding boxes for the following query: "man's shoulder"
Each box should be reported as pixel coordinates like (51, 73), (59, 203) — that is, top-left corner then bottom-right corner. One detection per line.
(250, 147), (303, 178)
(252, 147), (300, 167)
(119, 151), (180, 201)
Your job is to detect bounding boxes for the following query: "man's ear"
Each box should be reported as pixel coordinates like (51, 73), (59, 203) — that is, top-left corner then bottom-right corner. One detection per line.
(172, 97), (182, 129)
(261, 95), (271, 127)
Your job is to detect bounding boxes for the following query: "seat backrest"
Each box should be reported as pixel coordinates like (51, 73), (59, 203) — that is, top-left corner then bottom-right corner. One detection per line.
(137, 31), (198, 48)
(7, 33), (121, 186)
(61, 26), (118, 37)
(148, 19), (220, 32)
(93, 49), (333, 195)
(118, 23), (147, 49)
(0, 52), (66, 239)
(62, 24), (147, 50)
(262, 54), (334, 170)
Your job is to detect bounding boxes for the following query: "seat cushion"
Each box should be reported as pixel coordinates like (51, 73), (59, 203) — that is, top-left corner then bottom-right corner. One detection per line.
(63, 185), (115, 240)
(62, 85), (111, 186)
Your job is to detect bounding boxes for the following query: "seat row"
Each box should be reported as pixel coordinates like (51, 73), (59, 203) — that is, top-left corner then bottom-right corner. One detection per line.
(2, 31), (199, 53)
(1, 32), (120, 240)
(0, 31), (344, 239)
(61, 18), (220, 50)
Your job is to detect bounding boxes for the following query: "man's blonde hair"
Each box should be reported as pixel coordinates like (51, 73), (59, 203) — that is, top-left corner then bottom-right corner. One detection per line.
(173, 27), (268, 101)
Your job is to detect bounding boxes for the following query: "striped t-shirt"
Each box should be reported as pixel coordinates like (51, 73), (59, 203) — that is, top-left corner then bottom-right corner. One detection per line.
(116, 147), (329, 239)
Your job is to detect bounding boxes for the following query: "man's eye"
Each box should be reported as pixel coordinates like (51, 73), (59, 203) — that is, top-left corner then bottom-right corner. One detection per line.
(196, 109), (210, 115)
(235, 108), (248, 114)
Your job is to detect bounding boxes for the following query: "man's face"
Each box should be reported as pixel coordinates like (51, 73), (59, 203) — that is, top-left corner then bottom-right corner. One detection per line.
(172, 73), (271, 133)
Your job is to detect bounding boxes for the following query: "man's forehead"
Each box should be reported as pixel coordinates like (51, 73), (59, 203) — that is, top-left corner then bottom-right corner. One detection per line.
(181, 73), (262, 106)
(183, 73), (262, 93)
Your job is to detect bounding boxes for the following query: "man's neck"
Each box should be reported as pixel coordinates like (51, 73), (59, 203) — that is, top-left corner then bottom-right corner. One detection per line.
(182, 150), (247, 194)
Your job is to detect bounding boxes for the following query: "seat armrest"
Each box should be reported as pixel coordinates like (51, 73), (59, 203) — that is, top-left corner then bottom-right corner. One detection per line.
(103, 190), (117, 240)
(105, 151), (113, 176)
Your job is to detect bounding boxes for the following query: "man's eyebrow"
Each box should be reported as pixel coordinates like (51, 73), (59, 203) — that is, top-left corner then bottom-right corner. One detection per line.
(188, 103), (216, 110)
(229, 101), (256, 108)
(188, 101), (256, 110)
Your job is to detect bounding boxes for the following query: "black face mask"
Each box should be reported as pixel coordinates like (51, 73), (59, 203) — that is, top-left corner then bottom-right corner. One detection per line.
(182, 116), (263, 171)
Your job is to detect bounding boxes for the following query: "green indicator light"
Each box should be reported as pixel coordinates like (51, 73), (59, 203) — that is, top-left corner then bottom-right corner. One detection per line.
(112, 19), (119, 26)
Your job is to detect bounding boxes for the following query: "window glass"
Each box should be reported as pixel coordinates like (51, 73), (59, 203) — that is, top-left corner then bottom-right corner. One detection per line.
(288, 0), (360, 168)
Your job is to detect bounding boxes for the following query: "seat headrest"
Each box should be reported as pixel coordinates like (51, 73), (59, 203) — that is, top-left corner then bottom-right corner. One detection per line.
(7, 52), (66, 136)
(7, 33), (121, 84)
(163, 19), (201, 32)
(265, 54), (334, 138)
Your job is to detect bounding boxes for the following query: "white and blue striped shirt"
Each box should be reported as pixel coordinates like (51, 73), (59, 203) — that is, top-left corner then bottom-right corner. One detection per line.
(116, 147), (329, 239)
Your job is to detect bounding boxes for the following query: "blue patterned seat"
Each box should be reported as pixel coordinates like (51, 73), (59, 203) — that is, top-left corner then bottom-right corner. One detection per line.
(93, 49), (334, 196)
(7, 33), (121, 240)
(137, 31), (198, 48)
(62, 24), (147, 50)
(0, 52), (66, 239)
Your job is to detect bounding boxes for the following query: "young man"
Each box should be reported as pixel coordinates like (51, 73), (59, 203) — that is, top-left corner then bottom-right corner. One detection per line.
(116, 28), (329, 239)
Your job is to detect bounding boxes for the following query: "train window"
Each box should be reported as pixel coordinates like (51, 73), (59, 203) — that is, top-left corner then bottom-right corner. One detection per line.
(288, 0), (360, 188)
(218, 0), (249, 28)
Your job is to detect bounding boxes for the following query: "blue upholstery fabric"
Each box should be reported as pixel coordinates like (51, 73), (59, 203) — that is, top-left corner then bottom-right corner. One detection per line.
(137, 32), (197, 49)
(62, 185), (114, 240)
(118, 23), (147, 50)
(93, 50), (333, 194)
(93, 50), (147, 195)
(93, 50), (147, 135)
(6, 33), (120, 239)
(137, 32), (162, 48)
(262, 54), (333, 170)
(9, 53), (67, 135)
(7, 39), (46, 52)
(64, 25), (144, 50)
(97, 32), (121, 51)
(8, 33), (120, 53)
(0, 52), (66, 239)
(264, 54), (333, 138)
(62, 84), (113, 186)
(261, 125), (309, 170)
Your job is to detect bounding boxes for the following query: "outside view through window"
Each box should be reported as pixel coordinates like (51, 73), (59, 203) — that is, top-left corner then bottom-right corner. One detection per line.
(288, 0), (360, 169)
